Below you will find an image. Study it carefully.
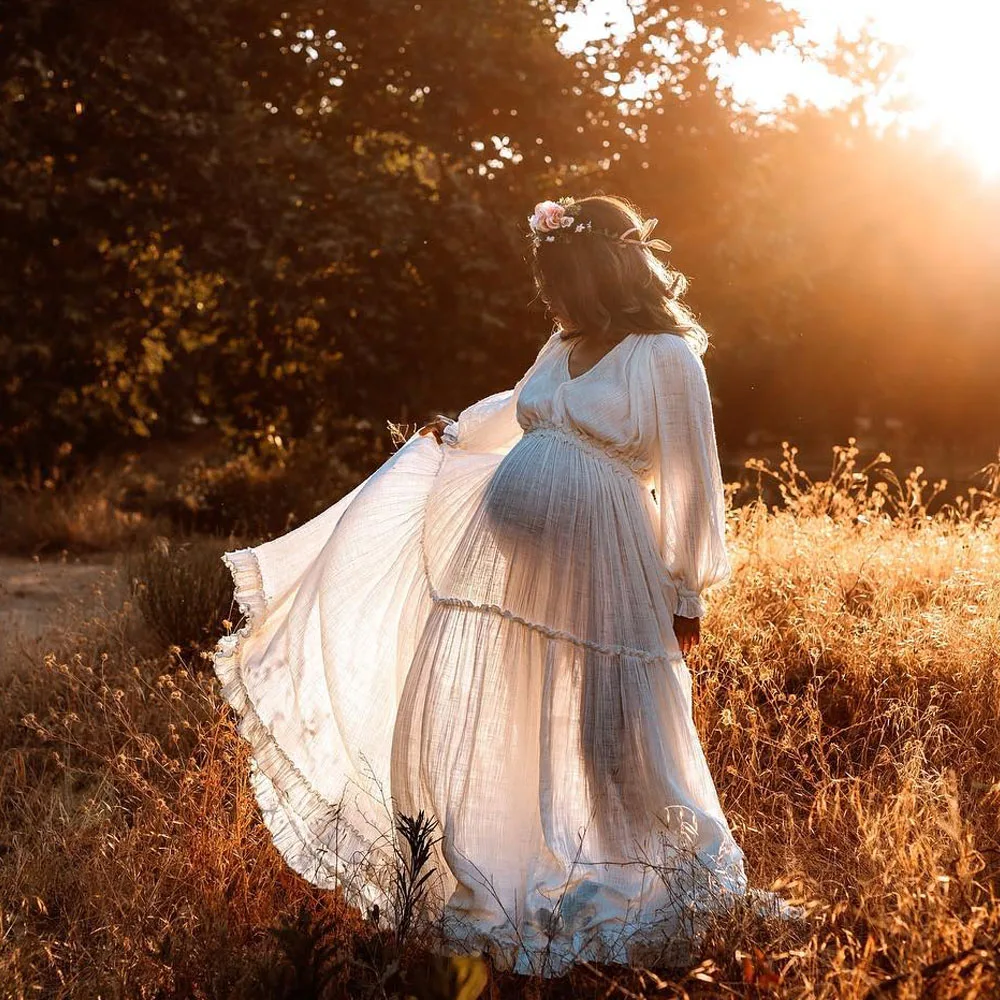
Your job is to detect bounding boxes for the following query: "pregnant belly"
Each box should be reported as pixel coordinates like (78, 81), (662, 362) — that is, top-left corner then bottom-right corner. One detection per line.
(483, 427), (646, 551)
(428, 425), (671, 653)
(483, 437), (555, 541)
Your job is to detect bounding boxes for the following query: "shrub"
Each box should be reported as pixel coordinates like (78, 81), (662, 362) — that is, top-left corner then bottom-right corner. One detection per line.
(0, 478), (167, 557)
(127, 537), (235, 650)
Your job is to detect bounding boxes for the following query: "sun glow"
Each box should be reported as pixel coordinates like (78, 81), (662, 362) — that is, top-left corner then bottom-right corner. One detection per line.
(880, 0), (1000, 177)
(564, 0), (1000, 178)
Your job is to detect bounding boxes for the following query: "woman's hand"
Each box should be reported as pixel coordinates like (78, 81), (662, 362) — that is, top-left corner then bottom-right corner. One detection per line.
(673, 615), (701, 656)
(418, 416), (451, 444)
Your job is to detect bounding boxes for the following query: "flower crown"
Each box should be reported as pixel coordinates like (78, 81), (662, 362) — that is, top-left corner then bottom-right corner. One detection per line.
(527, 199), (671, 252)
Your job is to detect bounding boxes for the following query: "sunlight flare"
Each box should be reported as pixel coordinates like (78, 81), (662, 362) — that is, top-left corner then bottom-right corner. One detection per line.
(564, 0), (1000, 176)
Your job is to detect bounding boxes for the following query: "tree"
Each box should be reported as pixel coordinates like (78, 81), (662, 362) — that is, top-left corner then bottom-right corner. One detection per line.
(15, 0), (989, 480)
(0, 0), (608, 469)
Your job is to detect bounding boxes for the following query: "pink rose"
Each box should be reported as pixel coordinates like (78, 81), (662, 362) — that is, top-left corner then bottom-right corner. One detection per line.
(528, 200), (566, 233)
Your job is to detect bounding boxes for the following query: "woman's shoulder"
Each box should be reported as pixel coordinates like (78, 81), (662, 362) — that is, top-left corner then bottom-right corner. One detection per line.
(639, 330), (705, 369)
(630, 333), (713, 407)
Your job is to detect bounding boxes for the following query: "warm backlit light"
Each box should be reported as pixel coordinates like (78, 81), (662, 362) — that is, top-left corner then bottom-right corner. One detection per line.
(884, 0), (1000, 177)
(564, 0), (1000, 177)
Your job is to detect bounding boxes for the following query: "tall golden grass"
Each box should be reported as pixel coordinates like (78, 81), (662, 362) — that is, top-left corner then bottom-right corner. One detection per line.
(1, 441), (999, 998)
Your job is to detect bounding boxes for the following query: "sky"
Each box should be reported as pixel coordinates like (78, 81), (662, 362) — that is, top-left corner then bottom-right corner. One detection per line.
(561, 0), (1000, 176)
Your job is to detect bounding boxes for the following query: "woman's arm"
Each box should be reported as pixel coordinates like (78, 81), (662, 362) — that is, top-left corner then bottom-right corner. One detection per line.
(648, 334), (731, 624)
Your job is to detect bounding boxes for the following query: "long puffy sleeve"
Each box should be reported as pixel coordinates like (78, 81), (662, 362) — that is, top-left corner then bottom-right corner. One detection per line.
(649, 335), (731, 619)
(441, 332), (561, 455)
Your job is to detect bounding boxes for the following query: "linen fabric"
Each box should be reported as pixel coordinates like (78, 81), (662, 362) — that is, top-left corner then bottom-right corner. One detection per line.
(214, 331), (751, 975)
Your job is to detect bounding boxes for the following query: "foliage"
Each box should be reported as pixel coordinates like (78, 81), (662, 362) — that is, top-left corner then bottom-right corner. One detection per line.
(695, 112), (1000, 449)
(127, 537), (234, 650)
(256, 905), (347, 1000)
(2, 444), (1000, 996)
(392, 810), (441, 948)
(14, 0), (978, 483)
(0, 0), (598, 471)
(159, 420), (387, 539)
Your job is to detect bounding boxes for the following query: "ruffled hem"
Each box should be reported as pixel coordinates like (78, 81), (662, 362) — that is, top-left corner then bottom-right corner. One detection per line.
(445, 916), (702, 978)
(437, 864), (771, 979)
(213, 547), (389, 905)
(214, 547), (267, 659)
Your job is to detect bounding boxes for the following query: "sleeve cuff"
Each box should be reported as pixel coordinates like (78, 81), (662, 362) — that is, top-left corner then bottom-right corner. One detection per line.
(674, 589), (705, 619)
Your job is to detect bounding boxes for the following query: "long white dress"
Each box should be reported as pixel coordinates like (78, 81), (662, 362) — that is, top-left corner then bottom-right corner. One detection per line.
(214, 330), (749, 975)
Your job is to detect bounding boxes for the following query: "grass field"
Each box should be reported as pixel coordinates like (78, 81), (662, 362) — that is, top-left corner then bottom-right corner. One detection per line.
(2, 441), (999, 999)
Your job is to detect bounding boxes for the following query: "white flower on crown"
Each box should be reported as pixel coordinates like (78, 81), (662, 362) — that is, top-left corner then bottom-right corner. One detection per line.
(528, 200), (567, 233)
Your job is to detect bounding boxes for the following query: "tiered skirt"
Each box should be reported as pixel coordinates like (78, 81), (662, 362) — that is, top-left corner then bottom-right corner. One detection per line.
(215, 426), (748, 975)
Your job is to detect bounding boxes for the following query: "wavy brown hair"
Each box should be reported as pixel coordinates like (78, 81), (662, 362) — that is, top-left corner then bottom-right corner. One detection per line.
(529, 194), (708, 355)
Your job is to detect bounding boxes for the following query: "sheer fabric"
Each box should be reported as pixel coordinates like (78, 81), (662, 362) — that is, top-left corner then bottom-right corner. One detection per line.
(214, 331), (752, 975)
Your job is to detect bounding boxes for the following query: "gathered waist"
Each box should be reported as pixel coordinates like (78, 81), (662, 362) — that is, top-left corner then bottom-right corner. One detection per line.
(522, 421), (650, 482)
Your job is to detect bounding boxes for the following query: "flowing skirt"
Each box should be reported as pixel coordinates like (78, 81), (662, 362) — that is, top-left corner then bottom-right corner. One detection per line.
(215, 426), (749, 975)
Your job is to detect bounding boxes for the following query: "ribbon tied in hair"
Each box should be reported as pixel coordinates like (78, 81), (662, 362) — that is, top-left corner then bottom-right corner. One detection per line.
(618, 217), (672, 253)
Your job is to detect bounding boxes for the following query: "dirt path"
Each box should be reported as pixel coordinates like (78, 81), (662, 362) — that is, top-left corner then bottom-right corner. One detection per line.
(0, 555), (120, 660)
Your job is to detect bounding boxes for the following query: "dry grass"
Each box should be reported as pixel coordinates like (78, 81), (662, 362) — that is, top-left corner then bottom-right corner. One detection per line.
(0, 479), (169, 557)
(126, 538), (235, 651)
(1, 441), (999, 998)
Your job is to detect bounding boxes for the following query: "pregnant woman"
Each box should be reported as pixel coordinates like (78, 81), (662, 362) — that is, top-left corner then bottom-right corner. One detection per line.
(215, 194), (761, 975)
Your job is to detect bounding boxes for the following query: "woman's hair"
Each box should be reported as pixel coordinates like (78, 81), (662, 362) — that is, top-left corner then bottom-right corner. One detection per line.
(529, 194), (708, 355)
